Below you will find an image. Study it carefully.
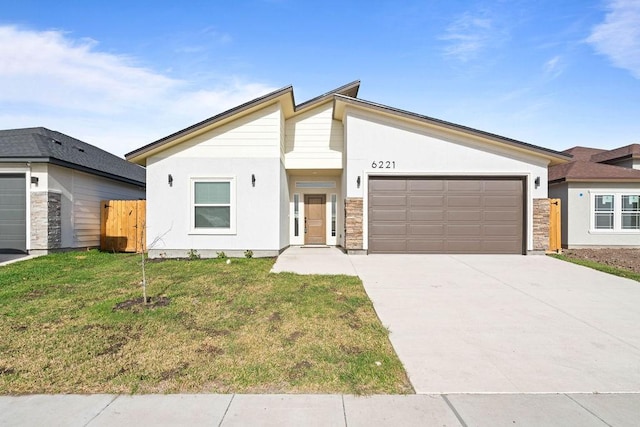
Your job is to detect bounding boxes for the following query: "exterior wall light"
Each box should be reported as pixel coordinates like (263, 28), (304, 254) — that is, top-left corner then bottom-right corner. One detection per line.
(534, 176), (540, 189)
(356, 176), (361, 188)
(31, 176), (39, 186)
(252, 174), (256, 187)
(168, 174), (173, 187)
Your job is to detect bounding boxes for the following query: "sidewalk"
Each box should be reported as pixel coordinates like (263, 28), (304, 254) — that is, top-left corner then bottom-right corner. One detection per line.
(2, 393), (639, 426)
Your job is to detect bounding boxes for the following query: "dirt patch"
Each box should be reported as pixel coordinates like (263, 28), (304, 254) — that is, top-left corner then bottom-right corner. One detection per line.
(289, 360), (312, 380)
(562, 249), (640, 274)
(284, 331), (303, 345)
(0, 366), (17, 375)
(113, 296), (171, 312)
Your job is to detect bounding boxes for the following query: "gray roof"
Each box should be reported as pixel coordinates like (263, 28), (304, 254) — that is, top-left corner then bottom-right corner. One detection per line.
(0, 127), (145, 186)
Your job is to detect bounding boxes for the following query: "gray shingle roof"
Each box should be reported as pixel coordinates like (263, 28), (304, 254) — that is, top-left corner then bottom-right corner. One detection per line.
(0, 127), (145, 186)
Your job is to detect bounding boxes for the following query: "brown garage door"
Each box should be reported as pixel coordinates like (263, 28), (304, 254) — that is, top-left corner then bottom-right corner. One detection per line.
(368, 177), (524, 254)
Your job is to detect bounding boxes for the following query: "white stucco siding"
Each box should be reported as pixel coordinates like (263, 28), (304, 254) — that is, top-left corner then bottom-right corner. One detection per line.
(46, 165), (145, 248)
(146, 156), (283, 255)
(343, 109), (550, 252)
(279, 162), (290, 249)
(560, 182), (640, 247)
(153, 103), (282, 160)
(285, 104), (344, 169)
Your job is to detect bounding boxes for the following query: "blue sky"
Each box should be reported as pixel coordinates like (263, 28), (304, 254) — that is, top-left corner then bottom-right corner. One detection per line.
(1, 0), (639, 157)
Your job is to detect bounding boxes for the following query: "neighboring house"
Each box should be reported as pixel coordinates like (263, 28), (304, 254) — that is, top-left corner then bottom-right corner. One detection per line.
(549, 145), (640, 248)
(0, 128), (146, 254)
(126, 81), (569, 257)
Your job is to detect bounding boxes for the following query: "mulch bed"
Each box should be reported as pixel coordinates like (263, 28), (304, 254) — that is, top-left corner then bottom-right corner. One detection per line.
(562, 248), (640, 274)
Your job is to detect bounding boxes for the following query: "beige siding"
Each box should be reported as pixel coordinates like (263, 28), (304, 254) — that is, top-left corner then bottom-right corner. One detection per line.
(47, 164), (144, 248)
(154, 103), (282, 160)
(285, 104), (343, 169)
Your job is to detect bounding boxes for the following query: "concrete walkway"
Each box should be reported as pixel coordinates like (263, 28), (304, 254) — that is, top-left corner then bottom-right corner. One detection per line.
(271, 246), (357, 276)
(2, 393), (639, 426)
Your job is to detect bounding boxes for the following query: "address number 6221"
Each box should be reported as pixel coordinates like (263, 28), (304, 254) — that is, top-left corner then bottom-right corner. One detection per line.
(371, 161), (396, 169)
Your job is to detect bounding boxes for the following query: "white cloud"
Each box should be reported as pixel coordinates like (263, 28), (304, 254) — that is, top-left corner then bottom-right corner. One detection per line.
(587, 0), (640, 78)
(440, 12), (497, 62)
(0, 26), (276, 156)
(543, 55), (565, 80)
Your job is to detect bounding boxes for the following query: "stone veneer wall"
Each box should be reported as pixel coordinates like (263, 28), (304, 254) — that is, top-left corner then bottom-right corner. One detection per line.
(345, 197), (363, 251)
(30, 191), (61, 251)
(533, 198), (550, 252)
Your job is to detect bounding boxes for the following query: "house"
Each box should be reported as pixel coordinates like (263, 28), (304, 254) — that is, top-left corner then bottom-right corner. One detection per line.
(125, 81), (570, 257)
(0, 127), (146, 254)
(549, 144), (640, 248)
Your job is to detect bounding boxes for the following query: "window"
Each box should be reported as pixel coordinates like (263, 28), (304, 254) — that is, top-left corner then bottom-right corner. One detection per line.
(192, 178), (235, 233)
(592, 193), (640, 232)
(594, 195), (614, 230)
(622, 195), (640, 230)
(293, 193), (300, 237)
(331, 194), (337, 237)
(295, 181), (336, 188)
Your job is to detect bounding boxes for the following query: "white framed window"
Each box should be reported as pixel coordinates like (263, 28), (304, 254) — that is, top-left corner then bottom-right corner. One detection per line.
(293, 193), (300, 237)
(622, 195), (640, 230)
(591, 193), (640, 232)
(191, 177), (236, 234)
(331, 194), (337, 237)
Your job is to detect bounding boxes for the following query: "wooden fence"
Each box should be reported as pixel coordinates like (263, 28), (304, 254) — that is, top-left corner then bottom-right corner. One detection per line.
(100, 200), (146, 253)
(548, 198), (562, 253)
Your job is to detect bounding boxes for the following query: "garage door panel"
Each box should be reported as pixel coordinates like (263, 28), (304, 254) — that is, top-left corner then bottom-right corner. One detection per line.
(370, 239), (407, 253)
(484, 210), (521, 221)
(483, 180), (522, 191)
(447, 210), (482, 221)
(446, 240), (482, 253)
(371, 209), (407, 221)
(408, 180), (444, 191)
(409, 195), (444, 207)
(369, 176), (523, 254)
(484, 196), (521, 207)
(370, 179), (406, 191)
(447, 196), (482, 207)
(370, 223), (407, 236)
(482, 240), (522, 253)
(409, 210), (445, 221)
(447, 181), (482, 191)
(447, 225), (482, 236)
(484, 225), (520, 236)
(407, 239), (445, 252)
(371, 195), (406, 206)
(408, 224), (445, 235)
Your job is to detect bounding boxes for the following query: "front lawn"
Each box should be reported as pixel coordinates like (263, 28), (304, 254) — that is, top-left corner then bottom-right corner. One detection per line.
(0, 251), (412, 395)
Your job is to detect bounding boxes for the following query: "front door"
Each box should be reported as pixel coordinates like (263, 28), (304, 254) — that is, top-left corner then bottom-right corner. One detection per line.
(304, 194), (326, 245)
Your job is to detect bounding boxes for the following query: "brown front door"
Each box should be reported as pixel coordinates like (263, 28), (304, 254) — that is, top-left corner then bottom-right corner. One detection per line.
(305, 194), (326, 245)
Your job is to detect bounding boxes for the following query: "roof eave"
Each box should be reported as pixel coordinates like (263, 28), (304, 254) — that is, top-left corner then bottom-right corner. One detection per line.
(293, 80), (360, 113)
(0, 157), (145, 186)
(333, 95), (572, 165)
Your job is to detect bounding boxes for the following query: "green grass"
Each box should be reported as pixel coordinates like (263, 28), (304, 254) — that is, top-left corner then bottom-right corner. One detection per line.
(549, 254), (640, 282)
(0, 251), (412, 395)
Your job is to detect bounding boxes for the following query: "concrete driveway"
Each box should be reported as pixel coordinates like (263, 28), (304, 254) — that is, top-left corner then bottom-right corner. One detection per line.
(349, 254), (640, 394)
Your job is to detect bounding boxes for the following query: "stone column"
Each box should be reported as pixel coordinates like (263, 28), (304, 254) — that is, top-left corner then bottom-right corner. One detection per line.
(345, 197), (363, 252)
(533, 198), (550, 252)
(30, 191), (61, 252)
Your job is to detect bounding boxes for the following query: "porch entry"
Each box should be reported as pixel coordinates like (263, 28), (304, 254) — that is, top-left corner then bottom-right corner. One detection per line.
(304, 194), (326, 245)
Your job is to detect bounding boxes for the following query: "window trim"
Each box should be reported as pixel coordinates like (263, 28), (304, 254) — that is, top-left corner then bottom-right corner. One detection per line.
(190, 177), (236, 234)
(590, 192), (640, 233)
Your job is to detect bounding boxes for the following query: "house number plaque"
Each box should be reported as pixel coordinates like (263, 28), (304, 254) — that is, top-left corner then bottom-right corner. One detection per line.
(371, 161), (396, 169)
